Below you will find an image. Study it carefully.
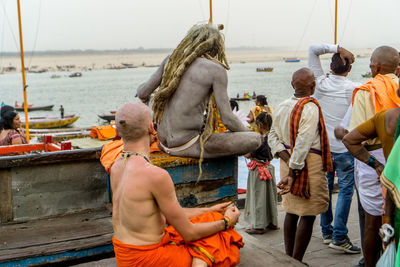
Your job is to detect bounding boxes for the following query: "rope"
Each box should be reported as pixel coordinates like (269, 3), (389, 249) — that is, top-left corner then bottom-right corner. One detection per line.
(0, 0), (20, 52)
(27, 0), (42, 69)
(339, 0), (353, 44)
(294, 0), (317, 57)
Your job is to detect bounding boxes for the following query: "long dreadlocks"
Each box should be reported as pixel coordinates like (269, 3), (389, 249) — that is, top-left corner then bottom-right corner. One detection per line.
(152, 23), (230, 180)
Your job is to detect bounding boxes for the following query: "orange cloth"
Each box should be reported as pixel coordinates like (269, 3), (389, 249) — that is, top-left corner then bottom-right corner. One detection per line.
(113, 211), (244, 267)
(90, 125), (116, 140)
(100, 134), (161, 174)
(352, 74), (400, 112)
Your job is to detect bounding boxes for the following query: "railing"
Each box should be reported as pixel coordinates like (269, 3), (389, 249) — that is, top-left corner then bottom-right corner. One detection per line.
(0, 136), (71, 154)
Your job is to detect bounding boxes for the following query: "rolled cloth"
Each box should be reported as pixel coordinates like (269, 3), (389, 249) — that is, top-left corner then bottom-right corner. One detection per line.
(352, 74), (400, 112)
(113, 211), (244, 267)
(289, 97), (332, 199)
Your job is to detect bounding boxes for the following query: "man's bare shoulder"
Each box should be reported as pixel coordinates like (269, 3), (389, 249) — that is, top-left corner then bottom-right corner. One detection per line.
(193, 57), (227, 72)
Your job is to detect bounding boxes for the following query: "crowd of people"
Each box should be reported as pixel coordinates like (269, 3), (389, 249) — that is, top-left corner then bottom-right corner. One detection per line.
(103, 24), (400, 267)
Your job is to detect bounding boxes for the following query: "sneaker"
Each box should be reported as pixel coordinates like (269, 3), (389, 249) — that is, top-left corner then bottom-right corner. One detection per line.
(329, 238), (361, 254)
(322, 233), (332, 244)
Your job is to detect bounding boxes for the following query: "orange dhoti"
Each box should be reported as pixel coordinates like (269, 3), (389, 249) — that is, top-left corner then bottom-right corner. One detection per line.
(113, 212), (244, 267)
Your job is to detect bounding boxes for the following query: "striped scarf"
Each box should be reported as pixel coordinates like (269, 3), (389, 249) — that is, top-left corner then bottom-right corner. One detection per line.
(290, 97), (333, 199)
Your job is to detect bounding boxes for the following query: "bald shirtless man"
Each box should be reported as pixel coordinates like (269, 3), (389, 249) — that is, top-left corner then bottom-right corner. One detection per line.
(348, 46), (400, 267)
(137, 24), (260, 158)
(111, 102), (243, 267)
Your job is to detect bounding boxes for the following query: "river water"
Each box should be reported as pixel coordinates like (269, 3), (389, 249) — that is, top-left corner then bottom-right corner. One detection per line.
(0, 56), (372, 188)
(0, 57), (371, 127)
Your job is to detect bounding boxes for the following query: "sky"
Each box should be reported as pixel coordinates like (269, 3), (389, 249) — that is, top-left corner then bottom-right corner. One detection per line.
(0, 0), (399, 52)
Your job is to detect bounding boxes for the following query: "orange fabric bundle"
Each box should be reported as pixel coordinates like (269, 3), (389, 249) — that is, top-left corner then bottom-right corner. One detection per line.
(113, 211), (244, 267)
(100, 134), (161, 174)
(90, 125), (116, 140)
(352, 74), (400, 112)
(290, 97), (333, 199)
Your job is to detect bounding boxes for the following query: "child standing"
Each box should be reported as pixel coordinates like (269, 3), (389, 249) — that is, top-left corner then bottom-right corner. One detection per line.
(244, 112), (278, 234)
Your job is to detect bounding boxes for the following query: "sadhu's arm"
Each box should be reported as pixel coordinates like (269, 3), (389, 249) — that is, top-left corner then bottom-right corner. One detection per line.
(136, 56), (169, 103)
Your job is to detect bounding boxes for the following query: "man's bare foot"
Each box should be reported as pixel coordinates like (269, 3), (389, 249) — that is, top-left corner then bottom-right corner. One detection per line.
(192, 257), (208, 267)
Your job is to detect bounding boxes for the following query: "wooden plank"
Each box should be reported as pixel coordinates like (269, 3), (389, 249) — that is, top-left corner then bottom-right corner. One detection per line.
(0, 169), (12, 223)
(0, 209), (113, 262)
(0, 148), (102, 169)
(168, 157), (236, 184)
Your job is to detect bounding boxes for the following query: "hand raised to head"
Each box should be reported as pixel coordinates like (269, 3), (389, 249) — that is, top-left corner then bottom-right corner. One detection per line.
(338, 46), (355, 65)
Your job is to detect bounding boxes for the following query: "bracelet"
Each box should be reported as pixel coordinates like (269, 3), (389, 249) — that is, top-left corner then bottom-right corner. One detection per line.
(222, 217), (229, 231)
(367, 155), (382, 169)
(222, 216), (232, 231)
(382, 215), (391, 225)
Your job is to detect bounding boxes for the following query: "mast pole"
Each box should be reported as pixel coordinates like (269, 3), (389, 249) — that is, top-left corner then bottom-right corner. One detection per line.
(334, 0), (338, 44)
(209, 0), (213, 23)
(16, 0), (30, 142)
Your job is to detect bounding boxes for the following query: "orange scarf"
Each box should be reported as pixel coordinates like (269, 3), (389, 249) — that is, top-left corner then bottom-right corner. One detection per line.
(290, 97), (333, 199)
(352, 74), (400, 112)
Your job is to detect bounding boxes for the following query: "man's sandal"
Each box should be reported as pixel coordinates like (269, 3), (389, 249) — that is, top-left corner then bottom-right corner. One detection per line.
(245, 228), (265, 235)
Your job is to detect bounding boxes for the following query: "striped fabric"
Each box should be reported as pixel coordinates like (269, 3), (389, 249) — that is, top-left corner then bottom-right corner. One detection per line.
(290, 97), (333, 199)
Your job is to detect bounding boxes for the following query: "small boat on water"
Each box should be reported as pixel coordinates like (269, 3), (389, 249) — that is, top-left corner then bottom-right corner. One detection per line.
(256, 67), (273, 72)
(230, 97), (251, 101)
(362, 72), (372, 78)
(15, 104), (54, 112)
(284, 57), (301, 63)
(50, 74), (61, 79)
(21, 115), (79, 129)
(69, 72), (82, 78)
(98, 114), (115, 122)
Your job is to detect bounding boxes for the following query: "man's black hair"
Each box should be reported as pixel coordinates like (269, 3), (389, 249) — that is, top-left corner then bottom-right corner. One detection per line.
(230, 100), (239, 111)
(255, 112), (272, 130)
(256, 95), (268, 106)
(331, 53), (351, 74)
(0, 110), (17, 130)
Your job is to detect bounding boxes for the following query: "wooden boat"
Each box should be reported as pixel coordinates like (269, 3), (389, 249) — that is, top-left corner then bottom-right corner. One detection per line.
(0, 146), (238, 265)
(14, 104), (54, 112)
(230, 97), (251, 101)
(256, 67), (273, 72)
(69, 72), (82, 78)
(21, 115), (79, 129)
(98, 114), (115, 122)
(284, 57), (301, 63)
(362, 72), (372, 78)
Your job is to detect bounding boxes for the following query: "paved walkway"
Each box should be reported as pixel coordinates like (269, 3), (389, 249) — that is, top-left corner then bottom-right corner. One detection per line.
(74, 192), (362, 267)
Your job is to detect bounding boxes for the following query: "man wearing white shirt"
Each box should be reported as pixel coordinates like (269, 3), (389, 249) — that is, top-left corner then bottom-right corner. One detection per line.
(308, 43), (361, 254)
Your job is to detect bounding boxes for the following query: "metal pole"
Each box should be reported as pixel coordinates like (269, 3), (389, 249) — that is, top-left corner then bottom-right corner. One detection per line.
(16, 0), (30, 142)
(334, 0), (338, 44)
(209, 0), (213, 23)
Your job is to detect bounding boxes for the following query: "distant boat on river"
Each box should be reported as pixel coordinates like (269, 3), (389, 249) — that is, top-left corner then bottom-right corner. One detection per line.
(69, 72), (82, 78)
(21, 115), (79, 129)
(284, 57), (300, 63)
(15, 104), (54, 112)
(362, 72), (372, 78)
(256, 67), (273, 72)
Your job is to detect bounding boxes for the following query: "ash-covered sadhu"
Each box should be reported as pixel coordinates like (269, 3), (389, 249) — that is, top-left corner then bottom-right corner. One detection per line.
(137, 24), (260, 163)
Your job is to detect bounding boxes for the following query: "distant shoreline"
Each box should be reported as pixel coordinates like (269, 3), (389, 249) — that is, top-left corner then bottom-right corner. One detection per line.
(0, 48), (373, 72)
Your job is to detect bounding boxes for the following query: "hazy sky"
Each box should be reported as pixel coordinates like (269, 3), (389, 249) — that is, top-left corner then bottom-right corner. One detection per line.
(1, 0), (399, 52)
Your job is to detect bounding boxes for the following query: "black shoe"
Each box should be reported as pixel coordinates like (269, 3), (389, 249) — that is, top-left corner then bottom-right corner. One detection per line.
(329, 238), (361, 254)
(322, 233), (332, 244)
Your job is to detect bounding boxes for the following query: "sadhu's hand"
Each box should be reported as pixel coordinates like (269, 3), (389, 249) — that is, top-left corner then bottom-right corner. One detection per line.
(277, 175), (294, 195)
(210, 202), (231, 214)
(224, 205), (241, 227)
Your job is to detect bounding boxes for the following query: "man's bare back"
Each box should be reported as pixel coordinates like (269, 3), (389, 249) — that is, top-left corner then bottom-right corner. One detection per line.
(111, 102), (243, 266)
(111, 155), (167, 246)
